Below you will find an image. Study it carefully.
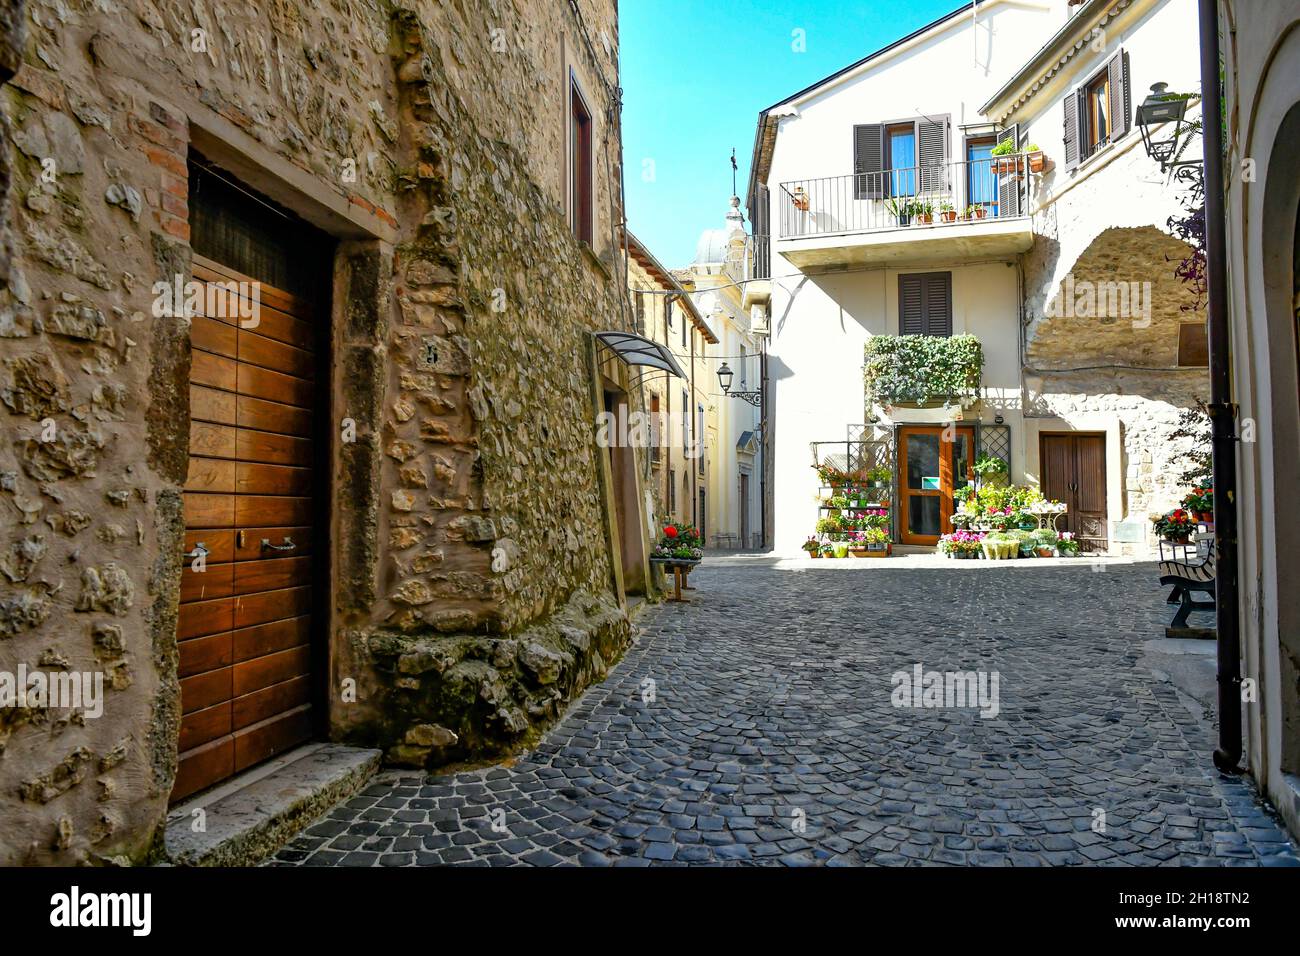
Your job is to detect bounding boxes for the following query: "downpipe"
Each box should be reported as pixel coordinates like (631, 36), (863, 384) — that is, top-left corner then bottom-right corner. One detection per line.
(1199, 0), (1243, 774)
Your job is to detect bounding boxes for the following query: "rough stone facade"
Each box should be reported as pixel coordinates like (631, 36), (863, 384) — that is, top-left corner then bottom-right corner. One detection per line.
(0, 0), (638, 864)
(1022, 133), (1211, 552)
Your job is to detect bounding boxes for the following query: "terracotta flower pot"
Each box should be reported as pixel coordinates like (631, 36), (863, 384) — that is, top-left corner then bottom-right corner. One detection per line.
(941, 211), (957, 223)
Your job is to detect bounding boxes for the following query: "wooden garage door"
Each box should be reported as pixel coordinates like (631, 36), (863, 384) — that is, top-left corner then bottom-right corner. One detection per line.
(172, 254), (321, 802)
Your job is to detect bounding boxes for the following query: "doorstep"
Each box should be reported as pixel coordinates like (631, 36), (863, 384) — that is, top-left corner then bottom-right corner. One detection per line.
(164, 742), (381, 867)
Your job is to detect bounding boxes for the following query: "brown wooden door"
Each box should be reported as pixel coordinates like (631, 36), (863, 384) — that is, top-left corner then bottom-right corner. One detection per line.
(1040, 433), (1108, 552)
(899, 425), (974, 545)
(173, 254), (321, 802)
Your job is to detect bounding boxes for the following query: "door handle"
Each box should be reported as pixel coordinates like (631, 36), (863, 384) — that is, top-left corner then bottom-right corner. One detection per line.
(261, 537), (296, 553)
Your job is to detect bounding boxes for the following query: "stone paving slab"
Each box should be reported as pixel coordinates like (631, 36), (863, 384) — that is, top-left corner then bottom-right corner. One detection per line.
(272, 562), (1299, 867)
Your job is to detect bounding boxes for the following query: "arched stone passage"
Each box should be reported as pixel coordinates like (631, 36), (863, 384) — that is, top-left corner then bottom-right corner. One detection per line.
(1027, 225), (1203, 369)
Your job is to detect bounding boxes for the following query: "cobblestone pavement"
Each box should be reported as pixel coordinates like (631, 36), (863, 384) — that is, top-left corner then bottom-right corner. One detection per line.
(274, 560), (1299, 866)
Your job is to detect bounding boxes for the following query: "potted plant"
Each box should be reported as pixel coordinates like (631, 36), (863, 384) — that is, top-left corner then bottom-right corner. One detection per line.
(802, 537), (821, 559)
(991, 138), (1021, 176)
(1153, 509), (1195, 543)
(848, 533), (869, 558)
(1025, 144), (1046, 173)
(863, 526), (891, 557)
(1009, 529), (1037, 557)
(885, 197), (913, 227)
(864, 465), (892, 490)
(964, 203), (987, 220)
(792, 186), (810, 211)
(939, 200), (957, 223)
(1182, 484), (1214, 523)
(973, 454), (1009, 487)
(1031, 529), (1058, 558)
(1056, 532), (1080, 556)
(819, 542), (834, 559)
(914, 200), (934, 225)
(832, 541), (850, 559)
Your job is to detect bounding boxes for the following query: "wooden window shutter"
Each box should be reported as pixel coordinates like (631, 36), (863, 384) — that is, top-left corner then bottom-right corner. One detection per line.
(1108, 50), (1132, 140)
(899, 274), (925, 335)
(918, 116), (949, 193)
(924, 272), (953, 336)
(996, 124), (1021, 216)
(1063, 92), (1081, 169)
(854, 123), (884, 199)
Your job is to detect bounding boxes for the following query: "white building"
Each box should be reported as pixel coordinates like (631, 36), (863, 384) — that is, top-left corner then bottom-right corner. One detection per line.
(1218, 0), (1300, 841)
(747, 0), (1207, 556)
(678, 197), (766, 550)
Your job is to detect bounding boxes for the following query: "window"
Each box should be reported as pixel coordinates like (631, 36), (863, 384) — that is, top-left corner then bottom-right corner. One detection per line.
(965, 137), (997, 216)
(668, 468), (675, 511)
(697, 405), (705, 477)
(650, 393), (662, 463)
(665, 298), (674, 333)
(634, 290), (645, 334)
(681, 310), (687, 347)
(1086, 72), (1111, 154)
(681, 389), (689, 454)
(899, 272), (952, 336)
(1065, 51), (1131, 169)
(1177, 322), (1209, 367)
(569, 74), (593, 244)
(854, 117), (948, 200)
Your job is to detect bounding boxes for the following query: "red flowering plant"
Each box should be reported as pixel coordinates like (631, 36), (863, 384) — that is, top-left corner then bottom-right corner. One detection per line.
(1181, 480), (1214, 519)
(1152, 508), (1195, 542)
(654, 522), (704, 561)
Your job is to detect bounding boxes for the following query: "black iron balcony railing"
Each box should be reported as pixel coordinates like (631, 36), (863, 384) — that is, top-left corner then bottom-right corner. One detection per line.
(778, 154), (1036, 240)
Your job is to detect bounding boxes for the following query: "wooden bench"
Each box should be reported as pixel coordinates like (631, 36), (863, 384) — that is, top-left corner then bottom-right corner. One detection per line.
(1159, 535), (1216, 638)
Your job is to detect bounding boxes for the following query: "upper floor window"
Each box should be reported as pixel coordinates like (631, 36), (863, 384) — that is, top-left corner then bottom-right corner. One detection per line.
(854, 117), (948, 200)
(569, 74), (593, 244)
(899, 271), (952, 337)
(1065, 50), (1131, 169)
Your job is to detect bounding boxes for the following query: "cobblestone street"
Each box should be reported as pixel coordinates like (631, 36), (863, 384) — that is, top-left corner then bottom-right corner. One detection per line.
(275, 560), (1299, 867)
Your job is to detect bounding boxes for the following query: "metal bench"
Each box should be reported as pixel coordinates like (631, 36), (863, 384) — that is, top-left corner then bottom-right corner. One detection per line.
(1159, 534), (1216, 637)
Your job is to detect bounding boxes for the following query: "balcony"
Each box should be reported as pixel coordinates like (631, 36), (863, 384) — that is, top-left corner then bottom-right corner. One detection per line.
(776, 155), (1038, 271)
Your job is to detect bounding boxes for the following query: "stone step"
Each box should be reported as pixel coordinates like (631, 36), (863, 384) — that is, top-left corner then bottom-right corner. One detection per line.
(164, 742), (381, 866)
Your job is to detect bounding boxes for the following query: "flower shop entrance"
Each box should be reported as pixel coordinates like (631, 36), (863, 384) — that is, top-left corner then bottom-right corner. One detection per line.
(898, 425), (975, 545)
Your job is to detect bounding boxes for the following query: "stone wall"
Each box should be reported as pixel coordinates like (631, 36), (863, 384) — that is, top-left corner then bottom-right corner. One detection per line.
(1022, 137), (1211, 550)
(0, 0), (635, 865)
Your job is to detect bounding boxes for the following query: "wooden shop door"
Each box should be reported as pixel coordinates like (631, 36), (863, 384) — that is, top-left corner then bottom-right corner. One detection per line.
(1040, 433), (1108, 552)
(898, 425), (974, 545)
(172, 160), (333, 802)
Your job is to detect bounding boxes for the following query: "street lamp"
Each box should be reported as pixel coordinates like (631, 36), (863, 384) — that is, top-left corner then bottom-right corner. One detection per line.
(716, 361), (761, 407)
(1135, 82), (1198, 174)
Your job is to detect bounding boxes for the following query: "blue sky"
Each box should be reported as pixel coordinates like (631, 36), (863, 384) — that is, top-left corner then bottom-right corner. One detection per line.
(620, 0), (961, 267)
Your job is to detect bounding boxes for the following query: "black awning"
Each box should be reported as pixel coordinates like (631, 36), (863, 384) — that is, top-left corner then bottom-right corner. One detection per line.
(594, 331), (687, 379)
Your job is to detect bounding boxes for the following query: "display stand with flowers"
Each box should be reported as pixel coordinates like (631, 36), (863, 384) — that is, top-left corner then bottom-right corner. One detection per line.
(650, 523), (703, 601)
(810, 463), (894, 558)
(940, 483), (1074, 558)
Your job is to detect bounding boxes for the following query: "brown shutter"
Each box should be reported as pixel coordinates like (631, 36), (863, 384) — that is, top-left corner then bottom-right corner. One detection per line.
(918, 116), (949, 194)
(1108, 49), (1131, 140)
(996, 124), (1021, 217)
(1064, 92), (1080, 169)
(854, 123), (884, 199)
(899, 274), (925, 335)
(924, 272), (953, 336)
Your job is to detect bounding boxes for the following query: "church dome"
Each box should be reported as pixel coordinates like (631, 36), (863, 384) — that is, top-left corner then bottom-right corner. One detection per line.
(693, 196), (747, 266)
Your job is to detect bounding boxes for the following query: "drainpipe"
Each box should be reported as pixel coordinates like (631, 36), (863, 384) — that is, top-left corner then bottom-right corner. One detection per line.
(1199, 0), (1242, 774)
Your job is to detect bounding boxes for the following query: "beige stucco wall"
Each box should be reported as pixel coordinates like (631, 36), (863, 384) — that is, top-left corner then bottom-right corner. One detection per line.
(1220, 0), (1300, 842)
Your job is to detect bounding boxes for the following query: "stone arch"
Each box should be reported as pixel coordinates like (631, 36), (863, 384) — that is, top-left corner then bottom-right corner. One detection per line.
(1026, 225), (1203, 370)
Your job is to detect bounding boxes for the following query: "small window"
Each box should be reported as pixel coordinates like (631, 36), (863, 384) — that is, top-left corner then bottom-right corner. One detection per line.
(650, 393), (662, 463)
(668, 468), (675, 511)
(569, 75), (593, 245)
(1085, 71), (1111, 154)
(1177, 322), (1209, 367)
(898, 271), (953, 336)
(681, 389), (689, 454)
